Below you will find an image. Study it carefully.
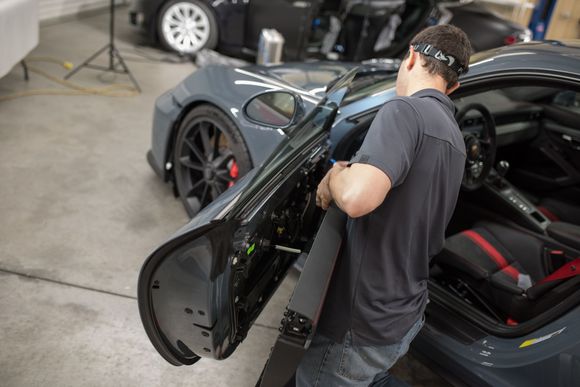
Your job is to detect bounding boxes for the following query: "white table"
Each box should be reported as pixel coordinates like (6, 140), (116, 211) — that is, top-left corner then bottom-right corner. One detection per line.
(0, 0), (39, 78)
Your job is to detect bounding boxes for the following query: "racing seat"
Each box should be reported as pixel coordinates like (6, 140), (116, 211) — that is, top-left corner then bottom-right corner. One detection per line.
(436, 222), (580, 323)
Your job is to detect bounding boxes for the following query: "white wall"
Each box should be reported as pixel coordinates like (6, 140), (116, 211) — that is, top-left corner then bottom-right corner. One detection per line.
(38, 0), (126, 22)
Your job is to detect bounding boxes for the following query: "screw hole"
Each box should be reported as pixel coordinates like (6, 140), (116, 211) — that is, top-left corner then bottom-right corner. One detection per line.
(198, 310), (206, 316)
(203, 347), (211, 352)
(202, 332), (209, 337)
(184, 308), (193, 314)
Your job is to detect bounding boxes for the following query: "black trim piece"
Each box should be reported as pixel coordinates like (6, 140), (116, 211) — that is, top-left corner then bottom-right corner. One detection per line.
(287, 206), (346, 320)
(259, 206), (346, 387)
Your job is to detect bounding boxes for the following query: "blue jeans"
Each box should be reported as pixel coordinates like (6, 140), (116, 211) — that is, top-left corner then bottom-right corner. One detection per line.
(295, 316), (425, 387)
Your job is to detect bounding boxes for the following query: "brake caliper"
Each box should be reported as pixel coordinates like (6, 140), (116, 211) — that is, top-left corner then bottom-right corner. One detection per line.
(228, 160), (239, 188)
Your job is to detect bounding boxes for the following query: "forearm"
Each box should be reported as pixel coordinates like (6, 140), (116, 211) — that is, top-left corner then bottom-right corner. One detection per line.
(327, 163), (391, 218)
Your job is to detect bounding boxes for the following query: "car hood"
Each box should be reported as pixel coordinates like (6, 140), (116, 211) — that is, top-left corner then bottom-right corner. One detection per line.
(243, 61), (358, 95)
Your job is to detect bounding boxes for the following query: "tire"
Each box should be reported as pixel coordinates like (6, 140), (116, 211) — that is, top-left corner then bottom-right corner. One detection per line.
(173, 105), (252, 217)
(157, 0), (218, 54)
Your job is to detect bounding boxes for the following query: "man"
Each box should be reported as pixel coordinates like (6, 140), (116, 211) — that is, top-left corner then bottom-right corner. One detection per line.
(296, 25), (472, 386)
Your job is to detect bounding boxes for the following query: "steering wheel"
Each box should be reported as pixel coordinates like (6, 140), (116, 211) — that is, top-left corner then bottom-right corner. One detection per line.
(455, 103), (497, 191)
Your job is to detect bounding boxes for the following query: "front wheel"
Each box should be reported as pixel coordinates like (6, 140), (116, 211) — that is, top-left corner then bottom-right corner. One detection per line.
(173, 105), (252, 217)
(157, 0), (218, 54)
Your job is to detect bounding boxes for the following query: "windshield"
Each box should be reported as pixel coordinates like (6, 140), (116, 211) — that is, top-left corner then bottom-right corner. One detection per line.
(343, 73), (397, 105)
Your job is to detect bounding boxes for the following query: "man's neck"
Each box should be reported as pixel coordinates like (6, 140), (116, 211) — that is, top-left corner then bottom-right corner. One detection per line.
(405, 81), (447, 97)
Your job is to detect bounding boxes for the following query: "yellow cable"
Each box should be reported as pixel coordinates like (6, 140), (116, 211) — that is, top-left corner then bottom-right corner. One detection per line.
(0, 56), (139, 102)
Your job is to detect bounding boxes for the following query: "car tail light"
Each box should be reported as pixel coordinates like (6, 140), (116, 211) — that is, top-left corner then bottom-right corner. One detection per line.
(504, 34), (518, 45)
(505, 28), (533, 45)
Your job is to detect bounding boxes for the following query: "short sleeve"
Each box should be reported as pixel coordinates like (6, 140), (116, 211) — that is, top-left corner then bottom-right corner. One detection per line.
(349, 99), (422, 187)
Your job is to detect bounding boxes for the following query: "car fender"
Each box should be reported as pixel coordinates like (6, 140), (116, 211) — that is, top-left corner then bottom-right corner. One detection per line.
(152, 64), (323, 180)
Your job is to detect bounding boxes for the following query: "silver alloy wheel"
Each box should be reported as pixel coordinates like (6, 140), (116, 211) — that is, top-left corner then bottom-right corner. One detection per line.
(161, 2), (211, 54)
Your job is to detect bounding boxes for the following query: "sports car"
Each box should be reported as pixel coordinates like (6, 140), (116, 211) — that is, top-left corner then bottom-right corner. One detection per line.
(139, 41), (580, 386)
(129, 0), (530, 60)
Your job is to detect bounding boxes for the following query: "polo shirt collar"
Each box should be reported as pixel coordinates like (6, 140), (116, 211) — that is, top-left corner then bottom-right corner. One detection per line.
(411, 88), (456, 114)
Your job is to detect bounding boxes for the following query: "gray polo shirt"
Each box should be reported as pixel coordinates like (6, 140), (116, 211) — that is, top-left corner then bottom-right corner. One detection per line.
(318, 88), (466, 346)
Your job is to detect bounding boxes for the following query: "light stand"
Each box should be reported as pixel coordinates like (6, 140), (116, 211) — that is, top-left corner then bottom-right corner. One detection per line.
(64, 0), (141, 92)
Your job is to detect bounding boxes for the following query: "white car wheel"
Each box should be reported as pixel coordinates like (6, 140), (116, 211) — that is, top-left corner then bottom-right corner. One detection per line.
(158, 0), (217, 54)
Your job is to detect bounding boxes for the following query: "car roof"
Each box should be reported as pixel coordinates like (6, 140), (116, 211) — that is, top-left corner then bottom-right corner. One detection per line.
(464, 40), (580, 80)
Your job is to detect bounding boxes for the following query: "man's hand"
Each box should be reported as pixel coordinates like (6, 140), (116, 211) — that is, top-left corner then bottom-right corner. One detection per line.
(316, 161), (348, 210)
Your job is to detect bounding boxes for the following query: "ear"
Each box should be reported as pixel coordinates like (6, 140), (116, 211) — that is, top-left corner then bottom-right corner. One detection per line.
(445, 81), (460, 95)
(406, 46), (417, 70)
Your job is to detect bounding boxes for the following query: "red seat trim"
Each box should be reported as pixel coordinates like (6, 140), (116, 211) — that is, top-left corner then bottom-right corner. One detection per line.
(462, 230), (520, 280)
(538, 258), (580, 284)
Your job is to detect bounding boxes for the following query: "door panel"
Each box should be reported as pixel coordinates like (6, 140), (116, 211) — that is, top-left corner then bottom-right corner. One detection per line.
(505, 91), (580, 195)
(259, 206), (346, 387)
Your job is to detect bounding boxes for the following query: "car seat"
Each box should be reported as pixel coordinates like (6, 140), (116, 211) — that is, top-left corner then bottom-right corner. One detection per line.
(435, 222), (580, 323)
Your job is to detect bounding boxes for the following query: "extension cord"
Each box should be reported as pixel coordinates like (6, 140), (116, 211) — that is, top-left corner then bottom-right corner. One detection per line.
(0, 56), (139, 102)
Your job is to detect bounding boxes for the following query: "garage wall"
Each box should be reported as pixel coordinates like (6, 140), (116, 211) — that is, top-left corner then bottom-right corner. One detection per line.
(38, 0), (126, 22)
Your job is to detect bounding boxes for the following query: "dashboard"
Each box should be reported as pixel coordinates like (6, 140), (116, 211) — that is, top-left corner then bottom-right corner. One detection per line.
(454, 90), (544, 147)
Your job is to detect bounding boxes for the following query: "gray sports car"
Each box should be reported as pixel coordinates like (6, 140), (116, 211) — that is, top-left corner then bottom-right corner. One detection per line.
(141, 41), (580, 386)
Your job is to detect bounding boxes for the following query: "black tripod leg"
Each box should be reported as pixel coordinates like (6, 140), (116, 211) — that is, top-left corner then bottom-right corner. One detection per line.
(113, 47), (141, 93)
(21, 60), (29, 81)
(64, 44), (110, 79)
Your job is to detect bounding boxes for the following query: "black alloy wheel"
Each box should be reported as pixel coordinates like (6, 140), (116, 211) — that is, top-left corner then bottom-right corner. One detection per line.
(174, 105), (251, 217)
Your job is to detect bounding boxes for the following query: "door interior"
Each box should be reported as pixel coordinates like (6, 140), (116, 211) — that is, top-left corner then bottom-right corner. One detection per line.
(498, 89), (580, 201)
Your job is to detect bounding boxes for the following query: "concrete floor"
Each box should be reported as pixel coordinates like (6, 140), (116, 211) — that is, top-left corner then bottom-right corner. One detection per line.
(0, 7), (447, 387)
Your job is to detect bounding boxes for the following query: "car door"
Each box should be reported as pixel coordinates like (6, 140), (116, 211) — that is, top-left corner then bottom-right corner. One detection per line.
(138, 68), (358, 367)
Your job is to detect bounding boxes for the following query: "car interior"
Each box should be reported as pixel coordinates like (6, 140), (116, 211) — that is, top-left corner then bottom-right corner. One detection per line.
(334, 83), (580, 335)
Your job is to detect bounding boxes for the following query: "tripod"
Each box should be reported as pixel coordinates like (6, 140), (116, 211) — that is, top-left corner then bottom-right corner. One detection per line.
(64, 0), (141, 92)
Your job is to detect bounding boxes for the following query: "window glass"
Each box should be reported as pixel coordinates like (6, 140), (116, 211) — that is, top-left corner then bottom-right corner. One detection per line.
(552, 91), (580, 114)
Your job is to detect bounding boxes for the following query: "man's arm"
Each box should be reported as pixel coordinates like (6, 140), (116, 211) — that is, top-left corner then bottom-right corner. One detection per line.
(317, 162), (392, 218)
(316, 99), (420, 217)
